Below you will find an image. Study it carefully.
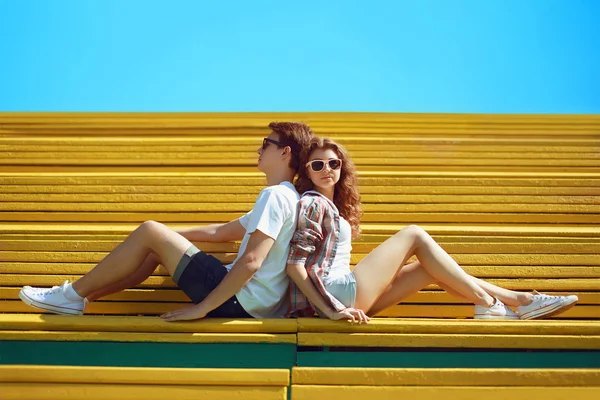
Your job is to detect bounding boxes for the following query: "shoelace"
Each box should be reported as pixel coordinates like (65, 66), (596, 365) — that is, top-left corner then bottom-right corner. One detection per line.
(533, 293), (560, 304)
(28, 285), (60, 293)
(30, 285), (63, 295)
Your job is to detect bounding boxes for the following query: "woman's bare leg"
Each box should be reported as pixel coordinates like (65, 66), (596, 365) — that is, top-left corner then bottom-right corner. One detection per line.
(366, 261), (434, 316)
(86, 253), (160, 301)
(353, 225), (495, 312)
(470, 277), (533, 307)
(72, 220), (193, 298)
(363, 261), (470, 315)
(366, 262), (534, 316)
(437, 277), (533, 307)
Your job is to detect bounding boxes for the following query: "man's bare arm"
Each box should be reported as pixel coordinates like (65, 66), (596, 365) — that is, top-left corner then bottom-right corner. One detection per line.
(197, 230), (273, 312)
(177, 219), (246, 242)
(161, 229), (274, 321)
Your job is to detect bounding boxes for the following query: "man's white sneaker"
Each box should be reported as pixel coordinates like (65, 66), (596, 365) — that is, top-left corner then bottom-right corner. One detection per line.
(474, 298), (519, 320)
(518, 291), (579, 320)
(19, 281), (85, 316)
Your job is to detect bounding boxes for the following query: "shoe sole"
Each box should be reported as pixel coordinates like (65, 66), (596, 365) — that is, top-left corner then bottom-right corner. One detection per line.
(474, 314), (520, 320)
(18, 290), (83, 316)
(520, 297), (579, 320)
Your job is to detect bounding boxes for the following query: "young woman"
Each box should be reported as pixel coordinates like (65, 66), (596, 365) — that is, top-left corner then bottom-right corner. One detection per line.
(286, 137), (578, 323)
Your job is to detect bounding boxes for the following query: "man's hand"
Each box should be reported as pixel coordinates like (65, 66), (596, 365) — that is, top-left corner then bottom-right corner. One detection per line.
(328, 307), (370, 324)
(161, 303), (209, 322)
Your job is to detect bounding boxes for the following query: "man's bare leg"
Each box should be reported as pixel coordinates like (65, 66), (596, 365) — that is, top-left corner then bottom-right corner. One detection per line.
(86, 253), (160, 301)
(72, 220), (193, 298)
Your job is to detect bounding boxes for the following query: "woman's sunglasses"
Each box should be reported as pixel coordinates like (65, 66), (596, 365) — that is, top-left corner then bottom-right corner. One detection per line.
(306, 159), (342, 172)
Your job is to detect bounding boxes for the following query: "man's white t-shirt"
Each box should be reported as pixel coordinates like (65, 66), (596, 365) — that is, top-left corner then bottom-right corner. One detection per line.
(225, 181), (300, 318)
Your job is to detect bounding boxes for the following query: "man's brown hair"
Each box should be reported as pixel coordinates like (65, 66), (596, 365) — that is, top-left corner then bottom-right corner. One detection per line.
(268, 121), (315, 172)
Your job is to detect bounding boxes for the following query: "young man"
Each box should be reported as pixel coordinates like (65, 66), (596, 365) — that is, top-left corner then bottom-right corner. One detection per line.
(19, 122), (315, 321)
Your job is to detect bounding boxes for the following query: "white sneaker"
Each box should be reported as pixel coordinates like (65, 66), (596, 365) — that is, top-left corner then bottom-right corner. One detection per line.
(518, 291), (579, 320)
(474, 298), (520, 320)
(19, 281), (85, 316)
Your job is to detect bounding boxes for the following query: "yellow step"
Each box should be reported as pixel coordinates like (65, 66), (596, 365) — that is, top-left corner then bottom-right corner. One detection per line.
(0, 330), (295, 344)
(2, 222), (598, 236)
(4, 231), (599, 242)
(4, 294), (600, 318)
(2, 143), (598, 155)
(3, 193), (598, 205)
(3, 274), (600, 291)
(0, 314), (296, 333)
(4, 165), (600, 173)
(4, 158), (599, 168)
(3, 184), (599, 197)
(6, 149), (598, 159)
(0, 365), (289, 386)
(3, 202), (598, 214)
(3, 251), (600, 266)
(3, 170), (599, 178)
(4, 211), (598, 224)
(4, 262), (599, 278)
(0, 365), (288, 400)
(2, 137), (599, 148)
(296, 332), (600, 349)
(3, 287), (599, 304)
(296, 318), (600, 334)
(4, 238), (600, 254)
(291, 367), (600, 386)
(4, 301), (598, 319)
(2, 110), (599, 122)
(290, 386), (600, 400)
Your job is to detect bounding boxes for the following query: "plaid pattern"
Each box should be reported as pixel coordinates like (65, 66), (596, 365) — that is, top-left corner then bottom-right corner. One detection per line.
(287, 191), (347, 317)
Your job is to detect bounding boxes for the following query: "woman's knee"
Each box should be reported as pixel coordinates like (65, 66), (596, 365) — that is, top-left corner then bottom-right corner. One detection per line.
(397, 224), (428, 242)
(140, 219), (161, 230)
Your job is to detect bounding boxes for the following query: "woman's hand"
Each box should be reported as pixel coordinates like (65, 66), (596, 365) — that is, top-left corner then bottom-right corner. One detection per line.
(328, 307), (370, 324)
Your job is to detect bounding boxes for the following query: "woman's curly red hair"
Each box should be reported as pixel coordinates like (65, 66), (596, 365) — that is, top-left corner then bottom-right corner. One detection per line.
(295, 137), (363, 238)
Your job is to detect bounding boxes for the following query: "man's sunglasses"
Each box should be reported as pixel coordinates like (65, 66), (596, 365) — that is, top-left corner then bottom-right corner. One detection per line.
(306, 159), (342, 172)
(262, 138), (286, 151)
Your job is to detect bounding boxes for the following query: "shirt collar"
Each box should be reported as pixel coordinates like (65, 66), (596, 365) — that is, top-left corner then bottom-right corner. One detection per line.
(279, 181), (296, 191)
(302, 190), (339, 213)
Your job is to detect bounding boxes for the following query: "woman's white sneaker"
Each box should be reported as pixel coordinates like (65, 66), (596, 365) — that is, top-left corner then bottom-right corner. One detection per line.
(518, 291), (578, 320)
(19, 281), (85, 315)
(474, 298), (519, 320)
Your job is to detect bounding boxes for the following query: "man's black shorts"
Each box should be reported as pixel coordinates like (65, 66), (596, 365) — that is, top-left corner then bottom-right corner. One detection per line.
(173, 245), (252, 318)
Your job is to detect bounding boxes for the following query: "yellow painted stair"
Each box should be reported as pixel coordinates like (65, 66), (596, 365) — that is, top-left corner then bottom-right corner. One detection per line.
(0, 365), (289, 400)
(1, 113), (599, 327)
(290, 367), (600, 400)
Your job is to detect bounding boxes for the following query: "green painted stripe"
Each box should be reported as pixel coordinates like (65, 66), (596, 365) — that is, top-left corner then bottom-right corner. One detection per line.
(297, 350), (600, 368)
(0, 341), (296, 369)
(3, 340), (599, 369)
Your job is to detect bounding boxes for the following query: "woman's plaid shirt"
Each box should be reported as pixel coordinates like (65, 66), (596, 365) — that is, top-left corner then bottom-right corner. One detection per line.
(286, 191), (347, 316)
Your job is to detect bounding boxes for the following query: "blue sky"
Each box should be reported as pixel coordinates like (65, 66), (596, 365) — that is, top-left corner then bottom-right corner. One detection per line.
(0, 0), (598, 112)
